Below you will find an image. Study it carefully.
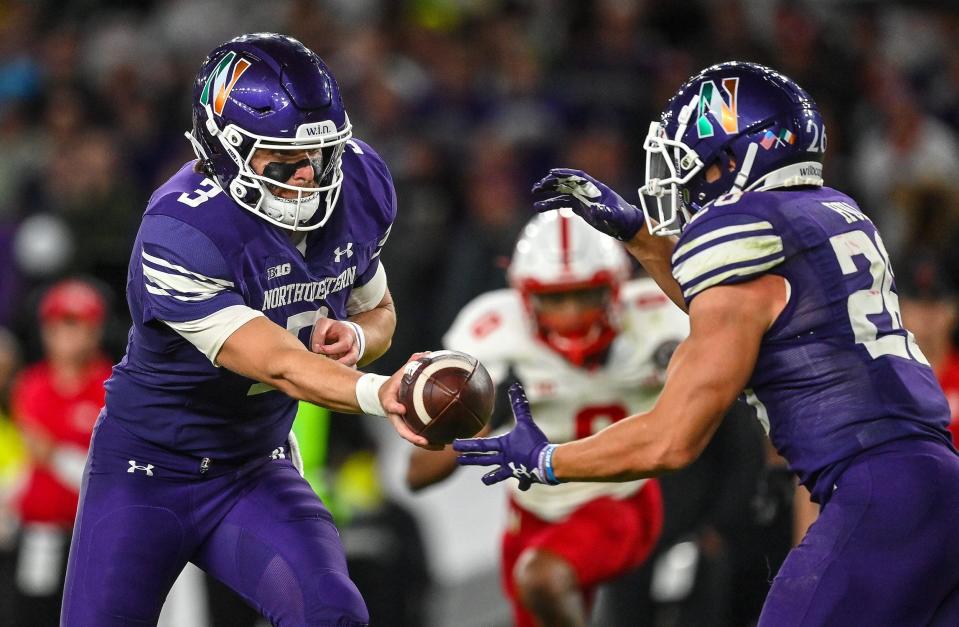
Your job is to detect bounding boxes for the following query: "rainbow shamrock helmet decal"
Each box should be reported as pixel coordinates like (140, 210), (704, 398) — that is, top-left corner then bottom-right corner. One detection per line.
(696, 77), (739, 139)
(199, 51), (252, 117)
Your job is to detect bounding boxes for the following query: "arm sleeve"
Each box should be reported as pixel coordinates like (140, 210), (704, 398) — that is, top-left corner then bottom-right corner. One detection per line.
(347, 262), (387, 315)
(138, 214), (246, 324)
(672, 212), (785, 306)
(164, 305), (264, 365)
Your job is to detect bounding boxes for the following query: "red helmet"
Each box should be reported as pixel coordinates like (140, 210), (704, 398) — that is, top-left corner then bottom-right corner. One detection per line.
(39, 279), (106, 325)
(508, 210), (631, 367)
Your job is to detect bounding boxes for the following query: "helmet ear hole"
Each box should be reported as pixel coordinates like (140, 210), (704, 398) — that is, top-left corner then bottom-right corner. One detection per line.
(231, 180), (247, 198)
(226, 130), (243, 147)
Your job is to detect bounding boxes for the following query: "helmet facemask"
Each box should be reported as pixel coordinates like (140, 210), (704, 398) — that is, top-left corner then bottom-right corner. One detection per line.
(523, 282), (620, 369)
(191, 102), (352, 231)
(638, 118), (703, 237)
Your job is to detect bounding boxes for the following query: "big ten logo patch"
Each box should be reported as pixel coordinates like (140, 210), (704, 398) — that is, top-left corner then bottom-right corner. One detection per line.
(267, 262), (291, 279)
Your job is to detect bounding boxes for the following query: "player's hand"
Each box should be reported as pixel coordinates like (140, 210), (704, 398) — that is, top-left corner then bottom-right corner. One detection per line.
(383, 353), (443, 451)
(532, 168), (645, 241)
(453, 383), (560, 490)
(311, 318), (361, 367)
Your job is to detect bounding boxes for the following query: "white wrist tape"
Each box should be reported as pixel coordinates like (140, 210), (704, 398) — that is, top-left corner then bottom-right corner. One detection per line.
(355, 373), (388, 417)
(343, 321), (366, 362)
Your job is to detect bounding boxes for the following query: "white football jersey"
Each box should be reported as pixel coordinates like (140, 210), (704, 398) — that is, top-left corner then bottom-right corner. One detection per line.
(444, 278), (689, 521)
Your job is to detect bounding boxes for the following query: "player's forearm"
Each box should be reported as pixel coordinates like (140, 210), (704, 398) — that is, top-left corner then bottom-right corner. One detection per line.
(406, 446), (459, 491)
(266, 347), (365, 413)
(625, 230), (686, 311)
(551, 384), (729, 482)
(552, 320), (751, 481)
(218, 317), (368, 413)
(407, 422), (490, 489)
(551, 411), (684, 482)
(349, 291), (396, 367)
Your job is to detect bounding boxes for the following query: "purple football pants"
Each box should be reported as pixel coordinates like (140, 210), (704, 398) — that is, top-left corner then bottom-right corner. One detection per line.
(760, 438), (959, 626)
(60, 415), (368, 627)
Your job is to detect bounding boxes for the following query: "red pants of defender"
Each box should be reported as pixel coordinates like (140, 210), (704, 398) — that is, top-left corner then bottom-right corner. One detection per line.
(501, 480), (663, 627)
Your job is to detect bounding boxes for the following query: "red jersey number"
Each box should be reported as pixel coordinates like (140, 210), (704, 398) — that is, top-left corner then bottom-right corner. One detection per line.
(574, 404), (629, 440)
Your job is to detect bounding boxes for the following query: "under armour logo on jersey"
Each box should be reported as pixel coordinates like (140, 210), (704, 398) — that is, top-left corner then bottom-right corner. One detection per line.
(128, 460), (154, 476)
(334, 243), (353, 262)
(270, 446), (286, 460)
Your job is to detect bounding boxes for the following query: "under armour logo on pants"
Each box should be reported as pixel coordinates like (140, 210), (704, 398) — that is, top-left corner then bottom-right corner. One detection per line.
(128, 460), (154, 476)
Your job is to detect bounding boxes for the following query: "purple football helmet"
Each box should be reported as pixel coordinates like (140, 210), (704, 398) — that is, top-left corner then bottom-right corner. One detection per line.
(639, 61), (825, 236)
(186, 33), (352, 231)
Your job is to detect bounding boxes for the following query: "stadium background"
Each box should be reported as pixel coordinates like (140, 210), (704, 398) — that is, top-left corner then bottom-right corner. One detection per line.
(1, 0), (958, 625)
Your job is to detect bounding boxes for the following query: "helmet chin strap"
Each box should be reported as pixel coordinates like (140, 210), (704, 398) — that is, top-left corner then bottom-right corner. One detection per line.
(184, 131), (210, 162)
(732, 142), (759, 193)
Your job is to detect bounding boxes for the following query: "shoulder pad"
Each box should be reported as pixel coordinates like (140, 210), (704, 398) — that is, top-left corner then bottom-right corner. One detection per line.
(343, 137), (396, 227)
(442, 289), (526, 382)
(673, 202), (785, 306)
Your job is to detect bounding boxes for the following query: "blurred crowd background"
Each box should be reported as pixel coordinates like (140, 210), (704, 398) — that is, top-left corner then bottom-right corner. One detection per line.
(1, 0), (959, 626)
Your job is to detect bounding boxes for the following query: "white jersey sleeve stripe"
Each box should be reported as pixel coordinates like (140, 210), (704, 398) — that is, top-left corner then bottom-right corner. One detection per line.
(163, 305), (265, 365)
(141, 250), (235, 288)
(145, 284), (219, 302)
(346, 263), (387, 315)
(672, 220), (775, 262)
(673, 234), (784, 287)
(682, 256), (785, 299)
(143, 263), (231, 297)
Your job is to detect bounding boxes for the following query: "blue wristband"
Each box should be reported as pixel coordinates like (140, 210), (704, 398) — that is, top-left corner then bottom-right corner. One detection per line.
(542, 445), (559, 485)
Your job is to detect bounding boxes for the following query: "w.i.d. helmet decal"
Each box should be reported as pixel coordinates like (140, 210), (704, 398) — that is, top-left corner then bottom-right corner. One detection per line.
(200, 51), (252, 116)
(696, 77), (739, 138)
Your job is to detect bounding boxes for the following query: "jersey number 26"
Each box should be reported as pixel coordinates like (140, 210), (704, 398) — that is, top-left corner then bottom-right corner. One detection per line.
(830, 230), (928, 365)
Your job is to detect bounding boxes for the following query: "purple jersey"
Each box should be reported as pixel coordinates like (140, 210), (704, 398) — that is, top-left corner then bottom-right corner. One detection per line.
(672, 186), (952, 503)
(104, 139), (394, 461)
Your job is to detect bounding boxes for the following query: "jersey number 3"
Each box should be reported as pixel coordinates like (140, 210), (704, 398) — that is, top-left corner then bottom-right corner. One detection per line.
(829, 230), (928, 364)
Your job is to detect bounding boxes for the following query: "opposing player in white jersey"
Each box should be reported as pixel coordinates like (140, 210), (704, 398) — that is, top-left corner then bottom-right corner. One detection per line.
(407, 210), (687, 627)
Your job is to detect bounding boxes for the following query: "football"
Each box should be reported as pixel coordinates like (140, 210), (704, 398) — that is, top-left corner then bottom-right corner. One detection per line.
(399, 350), (495, 445)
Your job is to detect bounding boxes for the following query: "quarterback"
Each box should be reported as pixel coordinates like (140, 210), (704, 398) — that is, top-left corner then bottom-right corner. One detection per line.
(61, 34), (429, 627)
(456, 62), (959, 625)
(408, 211), (682, 626)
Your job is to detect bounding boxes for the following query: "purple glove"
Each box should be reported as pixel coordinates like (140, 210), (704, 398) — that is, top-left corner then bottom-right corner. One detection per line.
(453, 383), (560, 491)
(531, 168), (645, 241)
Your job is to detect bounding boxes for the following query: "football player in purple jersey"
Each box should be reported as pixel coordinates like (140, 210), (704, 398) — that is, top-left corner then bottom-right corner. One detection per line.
(456, 61), (959, 625)
(60, 34), (434, 627)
